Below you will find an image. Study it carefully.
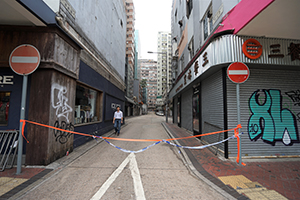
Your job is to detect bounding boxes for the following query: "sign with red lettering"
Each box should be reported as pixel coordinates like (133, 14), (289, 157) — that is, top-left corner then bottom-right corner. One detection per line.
(227, 62), (250, 84)
(9, 44), (40, 75)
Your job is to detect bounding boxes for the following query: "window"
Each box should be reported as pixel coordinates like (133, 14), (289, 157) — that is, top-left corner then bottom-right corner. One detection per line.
(202, 6), (213, 40)
(0, 92), (10, 126)
(188, 37), (194, 60)
(75, 84), (102, 125)
(186, 0), (193, 18)
(180, 54), (185, 72)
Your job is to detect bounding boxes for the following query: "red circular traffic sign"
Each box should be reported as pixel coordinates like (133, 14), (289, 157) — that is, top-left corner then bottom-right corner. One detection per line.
(227, 62), (250, 84)
(242, 39), (262, 60)
(9, 44), (40, 75)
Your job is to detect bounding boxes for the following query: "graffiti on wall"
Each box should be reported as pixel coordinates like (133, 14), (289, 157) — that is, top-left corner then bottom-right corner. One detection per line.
(53, 121), (74, 144)
(51, 83), (73, 144)
(51, 83), (73, 123)
(248, 89), (299, 145)
(285, 90), (300, 123)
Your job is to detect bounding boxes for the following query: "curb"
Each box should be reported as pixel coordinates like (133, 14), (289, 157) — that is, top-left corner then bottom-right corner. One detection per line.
(162, 122), (237, 200)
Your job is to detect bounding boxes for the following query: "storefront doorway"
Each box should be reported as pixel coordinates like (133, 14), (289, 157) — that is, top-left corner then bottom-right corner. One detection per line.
(177, 96), (181, 127)
(192, 86), (200, 135)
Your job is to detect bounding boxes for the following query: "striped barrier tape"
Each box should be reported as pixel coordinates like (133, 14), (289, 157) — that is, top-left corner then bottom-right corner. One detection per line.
(19, 120), (241, 143)
(19, 120), (244, 165)
(163, 135), (237, 149)
(100, 138), (162, 153)
(91, 134), (240, 153)
(97, 134), (239, 153)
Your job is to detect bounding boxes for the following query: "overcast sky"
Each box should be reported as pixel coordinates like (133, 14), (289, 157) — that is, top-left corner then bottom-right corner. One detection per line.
(134, 0), (172, 61)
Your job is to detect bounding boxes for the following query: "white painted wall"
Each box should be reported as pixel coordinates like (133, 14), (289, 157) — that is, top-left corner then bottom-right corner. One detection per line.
(68, 0), (126, 80)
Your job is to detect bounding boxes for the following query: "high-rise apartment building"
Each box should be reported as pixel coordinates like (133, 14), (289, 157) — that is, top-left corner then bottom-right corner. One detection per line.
(133, 29), (140, 99)
(125, 0), (135, 97)
(138, 59), (157, 109)
(156, 32), (172, 106)
(124, 0), (136, 115)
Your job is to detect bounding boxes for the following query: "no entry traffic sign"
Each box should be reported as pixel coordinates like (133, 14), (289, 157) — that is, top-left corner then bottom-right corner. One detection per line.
(227, 62), (250, 84)
(9, 44), (40, 75)
(227, 62), (250, 166)
(10, 44), (40, 174)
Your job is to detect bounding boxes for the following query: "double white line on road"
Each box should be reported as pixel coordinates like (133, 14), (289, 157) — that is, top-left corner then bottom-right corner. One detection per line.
(90, 153), (145, 200)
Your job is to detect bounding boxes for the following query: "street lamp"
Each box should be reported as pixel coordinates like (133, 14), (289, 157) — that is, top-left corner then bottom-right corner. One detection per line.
(147, 51), (169, 123)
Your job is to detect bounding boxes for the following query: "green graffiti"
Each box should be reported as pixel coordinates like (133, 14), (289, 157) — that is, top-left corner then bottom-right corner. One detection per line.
(248, 89), (299, 145)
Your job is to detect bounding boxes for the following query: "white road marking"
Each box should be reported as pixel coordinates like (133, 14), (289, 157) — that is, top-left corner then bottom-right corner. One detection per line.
(129, 153), (146, 200)
(11, 56), (38, 63)
(90, 153), (146, 200)
(228, 70), (248, 75)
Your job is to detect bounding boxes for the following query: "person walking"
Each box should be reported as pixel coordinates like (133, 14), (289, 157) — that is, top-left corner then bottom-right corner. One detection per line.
(113, 106), (123, 136)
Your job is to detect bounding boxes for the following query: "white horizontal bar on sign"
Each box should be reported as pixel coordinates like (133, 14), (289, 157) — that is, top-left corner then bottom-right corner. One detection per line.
(228, 70), (248, 75)
(12, 56), (38, 63)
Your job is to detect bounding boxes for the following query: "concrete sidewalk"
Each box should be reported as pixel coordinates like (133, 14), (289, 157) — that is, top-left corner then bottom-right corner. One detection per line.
(0, 127), (117, 200)
(162, 122), (300, 200)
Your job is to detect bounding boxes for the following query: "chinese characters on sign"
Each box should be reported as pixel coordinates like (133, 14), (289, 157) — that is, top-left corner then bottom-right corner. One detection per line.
(188, 69), (192, 80)
(202, 52), (209, 67)
(243, 39), (300, 62)
(288, 43), (300, 61)
(194, 61), (199, 75)
(268, 44), (284, 58)
(175, 84), (183, 93)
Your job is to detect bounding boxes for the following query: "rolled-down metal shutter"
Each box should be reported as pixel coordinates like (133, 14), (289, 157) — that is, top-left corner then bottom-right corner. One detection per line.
(201, 70), (225, 154)
(227, 68), (300, 158)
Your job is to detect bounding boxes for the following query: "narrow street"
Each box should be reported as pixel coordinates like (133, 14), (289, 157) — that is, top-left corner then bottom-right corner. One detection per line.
(18, 113), (227, 200)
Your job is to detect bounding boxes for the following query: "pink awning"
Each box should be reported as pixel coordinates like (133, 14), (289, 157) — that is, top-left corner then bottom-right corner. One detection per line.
(215, 0), (274, 35)
(214, 0), (300, 40)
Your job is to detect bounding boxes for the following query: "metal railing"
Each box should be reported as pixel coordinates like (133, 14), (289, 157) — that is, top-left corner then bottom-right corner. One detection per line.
(0, 130), (19, 171)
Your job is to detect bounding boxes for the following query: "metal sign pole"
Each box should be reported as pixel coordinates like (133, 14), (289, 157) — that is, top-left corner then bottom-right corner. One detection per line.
(236, 83), (242, 165)
(17, 75), (28, 175)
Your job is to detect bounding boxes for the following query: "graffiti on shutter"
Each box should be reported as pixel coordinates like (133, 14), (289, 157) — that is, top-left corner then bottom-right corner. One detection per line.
(248, 89), (299, 146)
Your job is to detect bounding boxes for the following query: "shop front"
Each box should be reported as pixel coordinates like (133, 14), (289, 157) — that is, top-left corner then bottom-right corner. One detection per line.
(0, 68), (24, 130)
(170, 35), (300, 158)
(0, 25), (82, 165)
(73, 60), (125, 148)
(0, 28), (126, 165)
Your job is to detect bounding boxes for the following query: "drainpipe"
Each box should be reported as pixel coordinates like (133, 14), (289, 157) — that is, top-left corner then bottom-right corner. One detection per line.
(55, 16), (125, 89)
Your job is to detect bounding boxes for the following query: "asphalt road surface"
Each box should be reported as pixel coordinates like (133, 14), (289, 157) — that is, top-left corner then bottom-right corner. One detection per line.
(18, 113), (227, 200)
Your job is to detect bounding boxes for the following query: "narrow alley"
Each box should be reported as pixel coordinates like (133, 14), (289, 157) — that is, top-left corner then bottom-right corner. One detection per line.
(17, 113), (228, 200)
